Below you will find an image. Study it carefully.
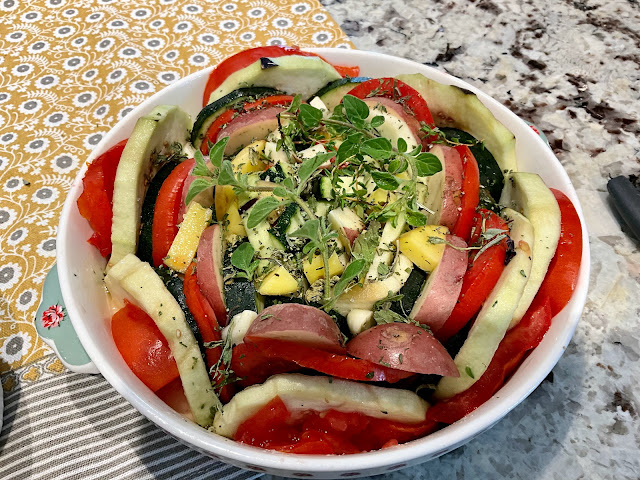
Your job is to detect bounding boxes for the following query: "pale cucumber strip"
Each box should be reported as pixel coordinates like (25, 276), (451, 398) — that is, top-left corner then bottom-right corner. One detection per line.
(105, 254), (221, 427)
(109, 105), (191, 269)
(434, 208), (534, 399)
(214, 373), (429, 438)
(209, 56), (341, 104)
(396, 73), (517, 174)
(500, 172), (561, 327)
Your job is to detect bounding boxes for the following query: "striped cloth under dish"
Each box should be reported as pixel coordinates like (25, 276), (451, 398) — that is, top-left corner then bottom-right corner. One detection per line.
(0, 359), (261, 480)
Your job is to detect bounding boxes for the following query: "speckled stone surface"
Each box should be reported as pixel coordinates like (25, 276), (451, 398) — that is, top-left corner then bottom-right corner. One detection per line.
(266, 0), (640, 478)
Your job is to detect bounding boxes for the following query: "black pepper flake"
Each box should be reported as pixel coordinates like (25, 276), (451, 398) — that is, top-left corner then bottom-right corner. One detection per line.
(260, 57), (278, 69)
(504, 237), (516, 265)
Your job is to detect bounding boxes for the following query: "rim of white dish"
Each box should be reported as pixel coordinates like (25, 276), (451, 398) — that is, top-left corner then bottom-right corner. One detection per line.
(57, 48), (590, 475)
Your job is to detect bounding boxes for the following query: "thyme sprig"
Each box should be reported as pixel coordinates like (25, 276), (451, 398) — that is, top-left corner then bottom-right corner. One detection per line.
(185, 93), (445, 306)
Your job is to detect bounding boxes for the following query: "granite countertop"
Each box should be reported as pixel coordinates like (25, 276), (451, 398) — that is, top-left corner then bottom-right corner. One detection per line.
(270, 0), (640, 478)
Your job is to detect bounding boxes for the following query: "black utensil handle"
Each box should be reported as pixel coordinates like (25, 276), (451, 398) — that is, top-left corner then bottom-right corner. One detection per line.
(607, 176), (640, 241)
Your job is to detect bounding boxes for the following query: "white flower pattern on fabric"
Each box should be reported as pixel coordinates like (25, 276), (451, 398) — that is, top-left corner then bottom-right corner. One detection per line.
(0, 262), (22, 291)
(36, 238), (57, 258)
(0, 332), (32, 364)
(16, 288), (38, 312)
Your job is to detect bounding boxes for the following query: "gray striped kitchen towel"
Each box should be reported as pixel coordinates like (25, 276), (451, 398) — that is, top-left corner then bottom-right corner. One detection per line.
(0, 355), (262, 480)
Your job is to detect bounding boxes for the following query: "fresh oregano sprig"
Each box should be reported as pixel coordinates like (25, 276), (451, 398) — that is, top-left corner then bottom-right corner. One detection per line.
(230, 242), (260, 280)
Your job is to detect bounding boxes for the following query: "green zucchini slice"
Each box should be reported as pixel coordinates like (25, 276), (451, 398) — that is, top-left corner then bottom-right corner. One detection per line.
(191, 87), (282, 149)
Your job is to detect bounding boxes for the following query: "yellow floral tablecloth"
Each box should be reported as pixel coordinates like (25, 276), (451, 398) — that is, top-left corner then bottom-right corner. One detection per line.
(0, 0), (352, 379)
(0, 1), (352, 477)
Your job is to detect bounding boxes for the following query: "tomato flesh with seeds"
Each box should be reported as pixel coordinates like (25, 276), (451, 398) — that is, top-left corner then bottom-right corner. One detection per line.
(235, 396), (436, 454)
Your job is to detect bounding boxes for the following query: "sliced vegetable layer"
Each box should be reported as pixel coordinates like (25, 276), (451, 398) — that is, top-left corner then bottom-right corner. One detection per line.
(500, 172), (561, 326)
(214, 373), (429, 438)
(396, 73), (518, 174)
(435, 208), (534, 399)
(74, 46), (585, 453)
(105, 254), (220, 427)
(109, 105), (191, 269)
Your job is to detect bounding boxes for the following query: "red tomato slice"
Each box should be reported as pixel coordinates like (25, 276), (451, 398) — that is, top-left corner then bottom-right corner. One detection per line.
(436, 210), (508, 342)
(76, 139), (127, 256)
(234, 396), (299, 448)
(235, 395), (436, 454)
(151, 159), (195, 267)
(200, 95), (294, 155)
(111, 301), (179, 392)
(536, 189), (583, 316)
(200, 109), (235, 155)
(427, 297), (552, 425)
(202, 46), (360, 107)
(183, 262), (234, 403)
(346, 78), (436, 146)
(231, 342), (301, 388)
(333, 65), (361, 78)
(155, 378), (193, 419)
(451, 145), (480, 242)
(244, 336), (414, 383)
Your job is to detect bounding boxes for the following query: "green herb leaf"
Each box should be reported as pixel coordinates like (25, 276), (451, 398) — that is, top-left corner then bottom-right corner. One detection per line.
(465, 366), (475, 379)
(373, 309), (406, 325)
(342, 94), (369, 126)
(209, 136), (229, 169)
(283, 176), (295, 191)
(289, 219), (320, 242)
(361, 137), (393, 160)
(415, 152), (442, 176)
(388, 157), (409, 175)
(272, 186), (289, 198)
(230, 242), (255, 274)
(246, 197), (282, 229)
(336, 139), (359, 163)
(351, 222), (381, 271)
(377, 262), (390, 277)
(473, 232), (508, 262)
(397, 137), (408, 153)
(217, 160), (238, 186)
(409, 145), (422, 157)
(185, 177), (216, 205)
(405, 209), (427, 227)
(333, 258), (366, 298)
(299, 103), (323, 128)
(427, 236), (446, 244)
(298, 152), (334, 186)
(371, 171), (400, 191)
(192, 150), (211, 177)
(370, 115), (385, 128)
(286, 94), (302, 113)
